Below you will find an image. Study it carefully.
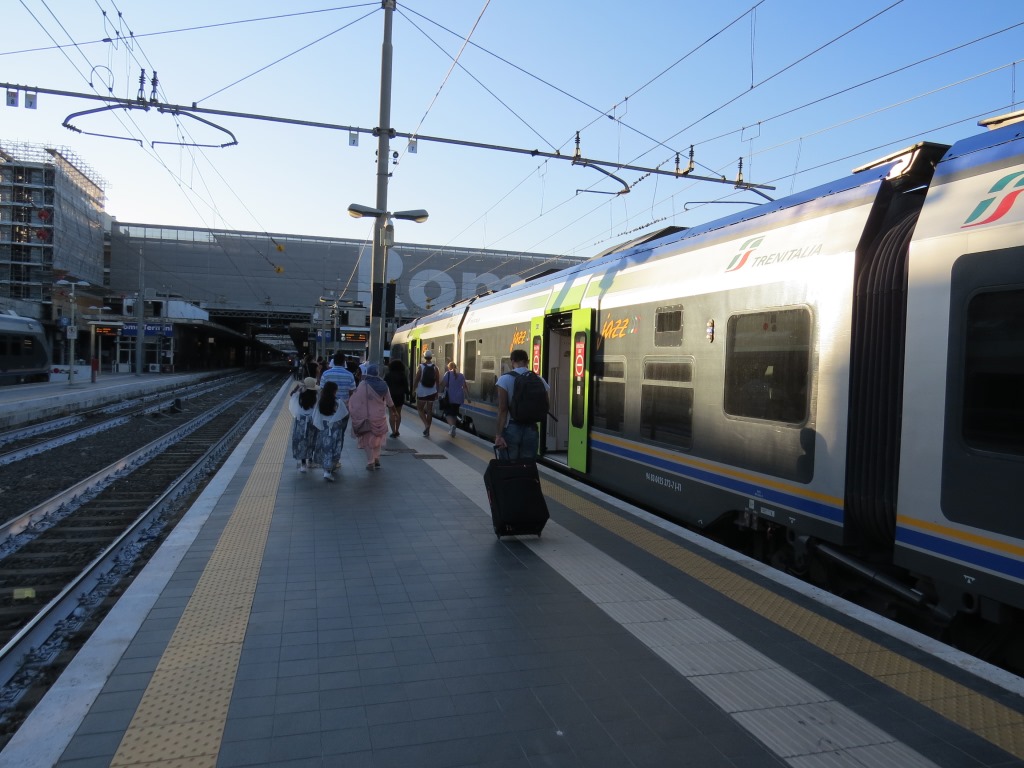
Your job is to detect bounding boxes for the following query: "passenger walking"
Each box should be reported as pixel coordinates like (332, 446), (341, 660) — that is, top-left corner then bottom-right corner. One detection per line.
(302, 353), (319, 382)
(312, 380), (348, 481)
(347, 363), (394, 470)
(494, 348), (550, 460)
(439, 361), (470, 437)
(288, 377), (319, 472)
(384, 359), (410, 437)
(413, 349), (441, 437)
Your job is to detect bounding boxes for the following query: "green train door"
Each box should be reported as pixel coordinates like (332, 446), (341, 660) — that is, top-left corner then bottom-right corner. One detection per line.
(568, 308), (593, 473)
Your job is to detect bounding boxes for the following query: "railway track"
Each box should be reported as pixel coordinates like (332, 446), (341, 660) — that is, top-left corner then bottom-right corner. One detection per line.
(0, 373), (242, 465)
(0, 371), (285, 746)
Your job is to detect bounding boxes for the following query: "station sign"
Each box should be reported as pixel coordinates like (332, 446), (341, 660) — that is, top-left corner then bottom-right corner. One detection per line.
(121, 322), (174, 337)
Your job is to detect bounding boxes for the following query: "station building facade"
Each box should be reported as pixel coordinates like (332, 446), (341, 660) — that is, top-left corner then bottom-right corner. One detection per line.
(107, 223), (585, 365)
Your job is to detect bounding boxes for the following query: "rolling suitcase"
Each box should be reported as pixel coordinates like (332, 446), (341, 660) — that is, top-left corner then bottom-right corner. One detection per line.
(483, 449), (549, 537)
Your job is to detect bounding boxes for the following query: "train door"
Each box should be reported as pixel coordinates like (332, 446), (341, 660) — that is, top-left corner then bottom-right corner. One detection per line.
(409, 339), (423, 400)
(534, 314), (566, 460)
(567, 308), (593, 473)
(534, 310), (591, 468)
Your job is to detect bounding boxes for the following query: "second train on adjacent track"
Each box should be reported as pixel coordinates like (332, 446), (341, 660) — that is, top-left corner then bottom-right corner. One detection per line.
(391, 109), (1024, 634)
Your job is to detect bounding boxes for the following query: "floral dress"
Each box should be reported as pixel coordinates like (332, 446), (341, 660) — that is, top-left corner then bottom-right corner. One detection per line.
(312, 396), (348, 473)
(288, 391), (317, 464)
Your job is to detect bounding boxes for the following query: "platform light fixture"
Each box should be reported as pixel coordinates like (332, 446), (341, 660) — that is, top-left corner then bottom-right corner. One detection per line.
(346, 203), (428, 364)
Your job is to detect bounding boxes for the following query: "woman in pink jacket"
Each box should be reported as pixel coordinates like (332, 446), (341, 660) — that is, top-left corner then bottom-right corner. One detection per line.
(347, 364), (394, 470)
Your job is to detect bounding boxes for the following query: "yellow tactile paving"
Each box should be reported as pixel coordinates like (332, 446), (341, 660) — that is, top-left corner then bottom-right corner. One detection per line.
(485, 454), (1024, 760)
(109, 404), (292, 768)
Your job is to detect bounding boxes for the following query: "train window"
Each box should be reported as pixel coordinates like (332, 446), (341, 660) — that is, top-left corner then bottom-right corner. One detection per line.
(962, 289), (1024, 455)
(640, 357), (694, 448)
(594, 358), (625, 433)
(643, 360), (692, 382)
(480, 358), (497, 403)
(463, 340), (477, 380)
(443, 342), (454, 369)
(655, 305), (683, 347)
(724, 308), (810, 423)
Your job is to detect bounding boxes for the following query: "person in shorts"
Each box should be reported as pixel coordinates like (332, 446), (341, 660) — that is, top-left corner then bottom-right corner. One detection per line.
(439, 361), (470, 437)
(413, 349), (440, 437)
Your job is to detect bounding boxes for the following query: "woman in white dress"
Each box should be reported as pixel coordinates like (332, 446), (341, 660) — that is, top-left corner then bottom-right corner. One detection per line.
(312, 380), (348, 481)
(288, 376), (319, 473)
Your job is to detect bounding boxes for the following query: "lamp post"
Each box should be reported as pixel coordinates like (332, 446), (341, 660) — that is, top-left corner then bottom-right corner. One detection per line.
(347, 204), (428, 364)
(55, 279), (89, 386)
(89, 305), (111, 375)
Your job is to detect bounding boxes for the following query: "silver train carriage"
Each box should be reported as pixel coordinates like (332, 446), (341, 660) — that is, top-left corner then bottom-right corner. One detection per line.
(391, 109), (1024, 626)
(0, 311), (50, 385)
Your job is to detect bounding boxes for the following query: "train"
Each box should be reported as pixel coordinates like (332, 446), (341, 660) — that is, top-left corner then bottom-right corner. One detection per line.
(0, 311), (50, 385)
(390, 108), (1024, 638)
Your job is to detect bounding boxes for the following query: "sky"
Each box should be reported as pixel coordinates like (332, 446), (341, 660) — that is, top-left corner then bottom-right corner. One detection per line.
(3, 1), (1023, 260)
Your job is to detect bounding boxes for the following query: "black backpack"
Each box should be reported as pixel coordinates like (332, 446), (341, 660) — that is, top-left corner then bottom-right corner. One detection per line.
(420, 363), (437, 388)
(509, 370), (548, 423)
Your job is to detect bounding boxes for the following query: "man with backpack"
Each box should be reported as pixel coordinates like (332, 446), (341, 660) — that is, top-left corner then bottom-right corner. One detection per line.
(413, 349), (441, 437)
(494, 348), (550, 460)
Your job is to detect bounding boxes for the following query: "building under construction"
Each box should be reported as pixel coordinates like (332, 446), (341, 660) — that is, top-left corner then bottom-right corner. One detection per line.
(0, 141), (107, 309)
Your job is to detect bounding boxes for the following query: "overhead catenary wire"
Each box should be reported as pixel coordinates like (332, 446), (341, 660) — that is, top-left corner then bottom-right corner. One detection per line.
(10, 1), (1023, 274)
(91, 1), (282, 291)
(27, 0), (288, 299)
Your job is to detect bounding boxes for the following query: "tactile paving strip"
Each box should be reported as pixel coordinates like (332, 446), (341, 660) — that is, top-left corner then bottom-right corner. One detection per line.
(109, 404), (292, 767)
(536, 476), (1024, 759)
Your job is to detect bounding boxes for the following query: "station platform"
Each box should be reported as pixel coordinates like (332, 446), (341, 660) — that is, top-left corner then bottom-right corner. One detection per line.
(2, 377), (1023, 768)
(0, 370), (225, 430)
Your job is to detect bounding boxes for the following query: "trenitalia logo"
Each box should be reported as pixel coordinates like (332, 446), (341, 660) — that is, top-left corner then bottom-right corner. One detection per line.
(962, 170), (1024, 228)
(725, 236), (823, 271)
(725, 236), (764, 271)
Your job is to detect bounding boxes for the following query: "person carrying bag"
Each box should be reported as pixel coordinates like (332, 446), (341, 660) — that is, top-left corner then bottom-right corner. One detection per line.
(347, 363), (394, 470)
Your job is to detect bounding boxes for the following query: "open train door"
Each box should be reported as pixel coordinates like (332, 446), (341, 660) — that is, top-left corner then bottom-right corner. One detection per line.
(568, 308), (593, 473)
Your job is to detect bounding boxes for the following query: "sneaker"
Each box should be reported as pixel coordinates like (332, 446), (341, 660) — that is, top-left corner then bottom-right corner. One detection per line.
(323, 471), (333, 482)
(423, 429), (429, 437)
(449, 424), (457, 437)
(366, 463), (375, 471)
(373, 459), (380, 468)
(299, 465), (306, 473)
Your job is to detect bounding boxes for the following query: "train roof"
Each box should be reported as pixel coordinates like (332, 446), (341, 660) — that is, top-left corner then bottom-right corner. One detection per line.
(0, 311), (44, 333)
(932, 109), (1024, 178)
(398, 114), (1021, 333)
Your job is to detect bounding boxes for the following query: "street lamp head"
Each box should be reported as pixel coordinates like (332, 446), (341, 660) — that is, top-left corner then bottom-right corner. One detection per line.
(393, 209), (429, 223)
(347, 203), (428, 223)
(56, 279), (90, 288)
(347, 203), (383, 219)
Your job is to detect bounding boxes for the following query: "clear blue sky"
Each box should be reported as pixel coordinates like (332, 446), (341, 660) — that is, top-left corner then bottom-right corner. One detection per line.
(4, 1), (1023, 258)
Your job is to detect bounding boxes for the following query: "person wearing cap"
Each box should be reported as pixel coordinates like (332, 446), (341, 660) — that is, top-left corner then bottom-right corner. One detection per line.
(288, 376), (319, 473)
(413, 349), (440, 436)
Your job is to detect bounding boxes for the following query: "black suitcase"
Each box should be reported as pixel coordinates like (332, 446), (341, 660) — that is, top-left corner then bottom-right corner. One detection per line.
(483, 450), (549, 538)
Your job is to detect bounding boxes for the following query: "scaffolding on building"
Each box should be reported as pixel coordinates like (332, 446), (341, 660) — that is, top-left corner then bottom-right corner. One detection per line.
(0, 140), (106, 313)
